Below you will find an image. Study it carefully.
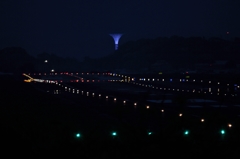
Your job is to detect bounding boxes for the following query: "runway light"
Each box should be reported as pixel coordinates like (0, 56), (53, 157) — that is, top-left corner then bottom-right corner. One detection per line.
(112, 132), (117, 136)
(221, 130), (225, 135)
(184, 130), (189, 135)
(75, 133), (81, 138)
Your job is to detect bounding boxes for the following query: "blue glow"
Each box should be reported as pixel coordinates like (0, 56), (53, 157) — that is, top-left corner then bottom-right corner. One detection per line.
(76, 133), (81, 138)
(109, 34), (123, 50)
(221, 130), (225, 134)
(112, 132), (117, 136)
(170, 79), (172, 82)
(184, 130), (189, 135)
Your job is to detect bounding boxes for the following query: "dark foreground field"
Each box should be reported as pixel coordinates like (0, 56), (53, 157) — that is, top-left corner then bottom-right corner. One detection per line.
(1, 75), (240, 158)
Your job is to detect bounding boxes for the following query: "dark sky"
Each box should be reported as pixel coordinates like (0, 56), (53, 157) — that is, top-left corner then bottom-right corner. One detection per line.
(0, 0), (240, 60)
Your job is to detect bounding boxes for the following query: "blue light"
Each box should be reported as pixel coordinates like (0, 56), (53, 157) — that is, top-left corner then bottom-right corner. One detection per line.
(221, 130), (225, 135)
(76, 133), (81, 138)
(148, 132), (152, 135)
(109, 34), (123, 50)
(184, 130), (189, 135)
(170, 79), (172, 82)
(112, 132), (117, 136)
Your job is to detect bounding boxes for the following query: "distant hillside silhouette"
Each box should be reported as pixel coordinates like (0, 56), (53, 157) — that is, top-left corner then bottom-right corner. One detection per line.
(0, 47), (82, 73)
(81, 36), (240, 73)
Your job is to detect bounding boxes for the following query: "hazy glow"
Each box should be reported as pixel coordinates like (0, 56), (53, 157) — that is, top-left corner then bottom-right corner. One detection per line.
(109, 34), (123, 50)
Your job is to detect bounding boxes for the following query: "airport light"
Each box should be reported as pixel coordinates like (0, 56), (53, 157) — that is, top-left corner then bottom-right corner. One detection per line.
(75, 133), (81, 138)
(184, 130), (189, 135)
(112, 132), (117, 136)
(221, 130), (225, 135)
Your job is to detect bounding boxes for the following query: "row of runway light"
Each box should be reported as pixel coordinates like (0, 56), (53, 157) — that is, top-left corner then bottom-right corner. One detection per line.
(25, 72), (239, 97)
(129, 81), (238, 97)
(23, 74), (235, 139)
(72, 74), (239, 97)
(57, 83), (234, 139)
(53, 81), (233, 129)
(27, 71), (240, 89)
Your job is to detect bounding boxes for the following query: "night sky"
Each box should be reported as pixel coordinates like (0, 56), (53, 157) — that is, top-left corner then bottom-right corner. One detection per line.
(0, 0), (239, 61)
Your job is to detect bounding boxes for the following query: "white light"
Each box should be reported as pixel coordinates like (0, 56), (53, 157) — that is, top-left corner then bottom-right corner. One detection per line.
(146, 106), (150, 109)
(162, 79), (164, 82)
(179, 113), (182, 117)
(228, 124), (232, 128)
(201, 119), (204, 122)
(161, 109), (164, 112)
(106, 96), (108, 99)
(209, 81), (211, 83)
(123, 100), (126, 104)
(99, 94), (101, 97)
(114, 98), (116, 101)
(134, 103), (137, 106)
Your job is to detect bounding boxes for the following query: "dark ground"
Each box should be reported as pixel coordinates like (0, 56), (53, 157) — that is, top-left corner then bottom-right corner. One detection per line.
(1, 74), (240, 158)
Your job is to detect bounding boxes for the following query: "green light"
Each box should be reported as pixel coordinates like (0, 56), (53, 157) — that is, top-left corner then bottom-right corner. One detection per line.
(221, 130), (225, 134)
(112, 132), (117, 136)
(76, 133), (81, 138)
(148, 132), (152, 135)
(184, 130), (189, 135)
